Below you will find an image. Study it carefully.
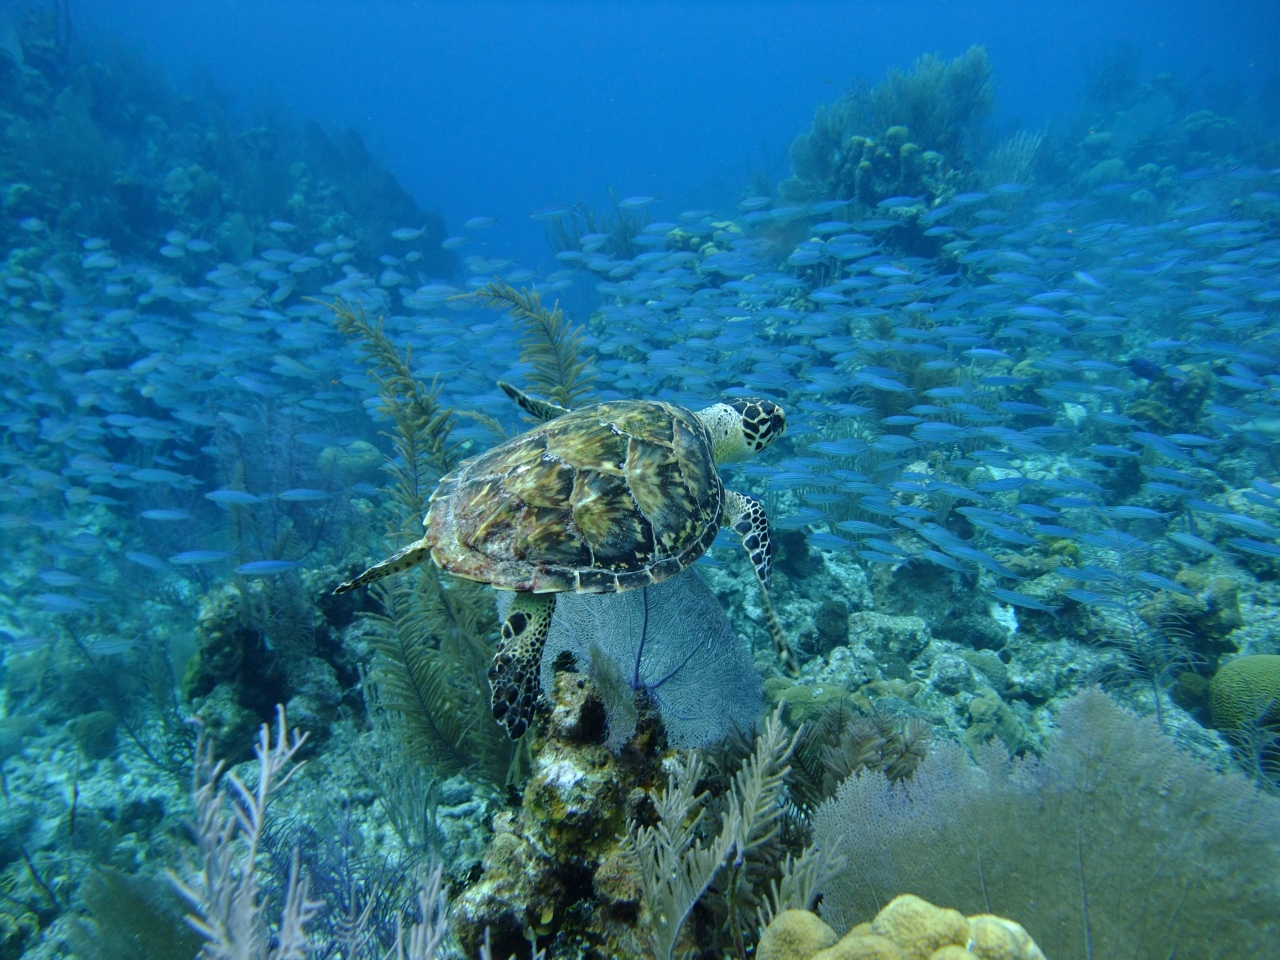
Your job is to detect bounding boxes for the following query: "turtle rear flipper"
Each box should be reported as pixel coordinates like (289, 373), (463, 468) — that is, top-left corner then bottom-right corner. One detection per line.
(489, 591), (556, 739)
(499, 380), (571, 422)
(725, 490), (800, 677)
(333, 538), (432, 594)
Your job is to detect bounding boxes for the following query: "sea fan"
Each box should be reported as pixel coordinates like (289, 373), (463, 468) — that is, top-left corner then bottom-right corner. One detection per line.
(502, 569), (764, 750)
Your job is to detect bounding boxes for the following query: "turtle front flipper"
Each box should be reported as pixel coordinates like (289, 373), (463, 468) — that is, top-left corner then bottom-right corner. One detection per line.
(724, 490), (800, 677)
(489, 591), (556, 739)
(333, 538), (432, 594)
(498, 380), (571, 422)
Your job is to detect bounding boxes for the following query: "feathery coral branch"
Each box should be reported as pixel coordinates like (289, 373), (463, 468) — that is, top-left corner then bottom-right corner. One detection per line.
(170, 706), (319, 960)
(468, 279), (595, 408)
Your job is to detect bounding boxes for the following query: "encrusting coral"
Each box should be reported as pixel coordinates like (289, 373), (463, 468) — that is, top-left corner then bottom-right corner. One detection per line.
(757, 895), (1045, 960)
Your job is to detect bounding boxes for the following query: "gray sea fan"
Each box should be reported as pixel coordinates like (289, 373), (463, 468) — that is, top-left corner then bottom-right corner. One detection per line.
(503, 569), (764, 750)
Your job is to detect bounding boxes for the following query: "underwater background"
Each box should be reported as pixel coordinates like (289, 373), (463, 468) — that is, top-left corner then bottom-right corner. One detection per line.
(2, 1), (1280, 957)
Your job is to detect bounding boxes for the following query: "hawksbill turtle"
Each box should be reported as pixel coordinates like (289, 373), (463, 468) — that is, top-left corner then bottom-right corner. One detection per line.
(335, 382), (798, 738)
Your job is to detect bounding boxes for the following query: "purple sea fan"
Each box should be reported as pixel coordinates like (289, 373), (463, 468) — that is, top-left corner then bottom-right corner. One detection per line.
(503, 569), (764, 750)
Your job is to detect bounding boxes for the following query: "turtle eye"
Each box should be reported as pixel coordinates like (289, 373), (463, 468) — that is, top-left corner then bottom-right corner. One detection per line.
(730, 398), (786, 451)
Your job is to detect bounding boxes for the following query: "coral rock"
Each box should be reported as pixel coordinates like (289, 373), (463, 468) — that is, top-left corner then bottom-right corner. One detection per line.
(547, 672), (608, 744)
(963, 688), (1026, 754)
(450, 671), (660, 959)
(592, 847), (640, 906)
(450, 815), (562, 952)
(849, 612), (931, 662)
(931, 654), (976, 695)
(767, 678), (854, 726)
(756, 909), (839, 960)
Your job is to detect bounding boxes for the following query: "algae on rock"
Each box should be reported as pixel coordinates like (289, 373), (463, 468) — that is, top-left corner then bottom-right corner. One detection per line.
(452, 693), (821, 960)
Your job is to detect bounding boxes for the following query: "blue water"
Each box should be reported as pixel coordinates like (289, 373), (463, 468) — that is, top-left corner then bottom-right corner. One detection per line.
(3, 2), (1280, 957)
(76, 0), (1279, 264)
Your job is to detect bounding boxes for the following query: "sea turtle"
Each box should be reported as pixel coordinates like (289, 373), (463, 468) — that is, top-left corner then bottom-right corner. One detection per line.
(335, 382), (797, 738)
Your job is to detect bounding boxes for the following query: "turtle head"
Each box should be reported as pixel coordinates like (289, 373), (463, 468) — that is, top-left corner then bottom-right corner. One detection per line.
(698, 398), (786, 464)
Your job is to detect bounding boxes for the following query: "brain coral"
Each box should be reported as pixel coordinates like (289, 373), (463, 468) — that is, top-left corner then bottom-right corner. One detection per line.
(1210, 654), (1280, 728)
(756, 895), (1045, 960)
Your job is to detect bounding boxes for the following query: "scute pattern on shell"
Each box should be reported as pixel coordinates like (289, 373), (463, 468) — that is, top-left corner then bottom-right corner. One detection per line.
(422, 400), (724, 593)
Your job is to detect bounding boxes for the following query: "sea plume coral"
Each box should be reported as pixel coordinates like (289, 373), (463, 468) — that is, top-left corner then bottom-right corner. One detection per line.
(331, 298), (512, 783)
(168, 705), (451, 960)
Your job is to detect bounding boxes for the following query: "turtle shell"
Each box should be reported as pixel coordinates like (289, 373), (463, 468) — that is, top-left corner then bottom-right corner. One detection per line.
(422, 400), (724, 593)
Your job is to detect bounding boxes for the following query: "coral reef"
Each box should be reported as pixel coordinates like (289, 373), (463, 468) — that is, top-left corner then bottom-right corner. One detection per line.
(452, 684), (818, 960)
(0, 11), (452, 273)
(449, 670), (661, 959)
(1, 13), (1279, 959)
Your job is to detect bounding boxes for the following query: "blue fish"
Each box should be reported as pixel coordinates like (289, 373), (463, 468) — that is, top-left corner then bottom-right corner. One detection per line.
(277, 488), (332, 502)
(1227, 538), (1280, 559)
(206, 490), (263, 505)
(836, 520), (891, 535)
(133, 468), (190, 484)
(236, 560), (302, 575)
(1220, 514), (1280, 538)
(858, 550), (902, 565)
(141, 509), (193, 521)
(1063, 589), (1121, 609)
(920, 550), (969, 575)
(36, 594), (93, 613)
(988, 588), (1058, 615)
(37, 569), (82, 587)
(1132, 571), (1194, 596)
(808, 532), (855, 551)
